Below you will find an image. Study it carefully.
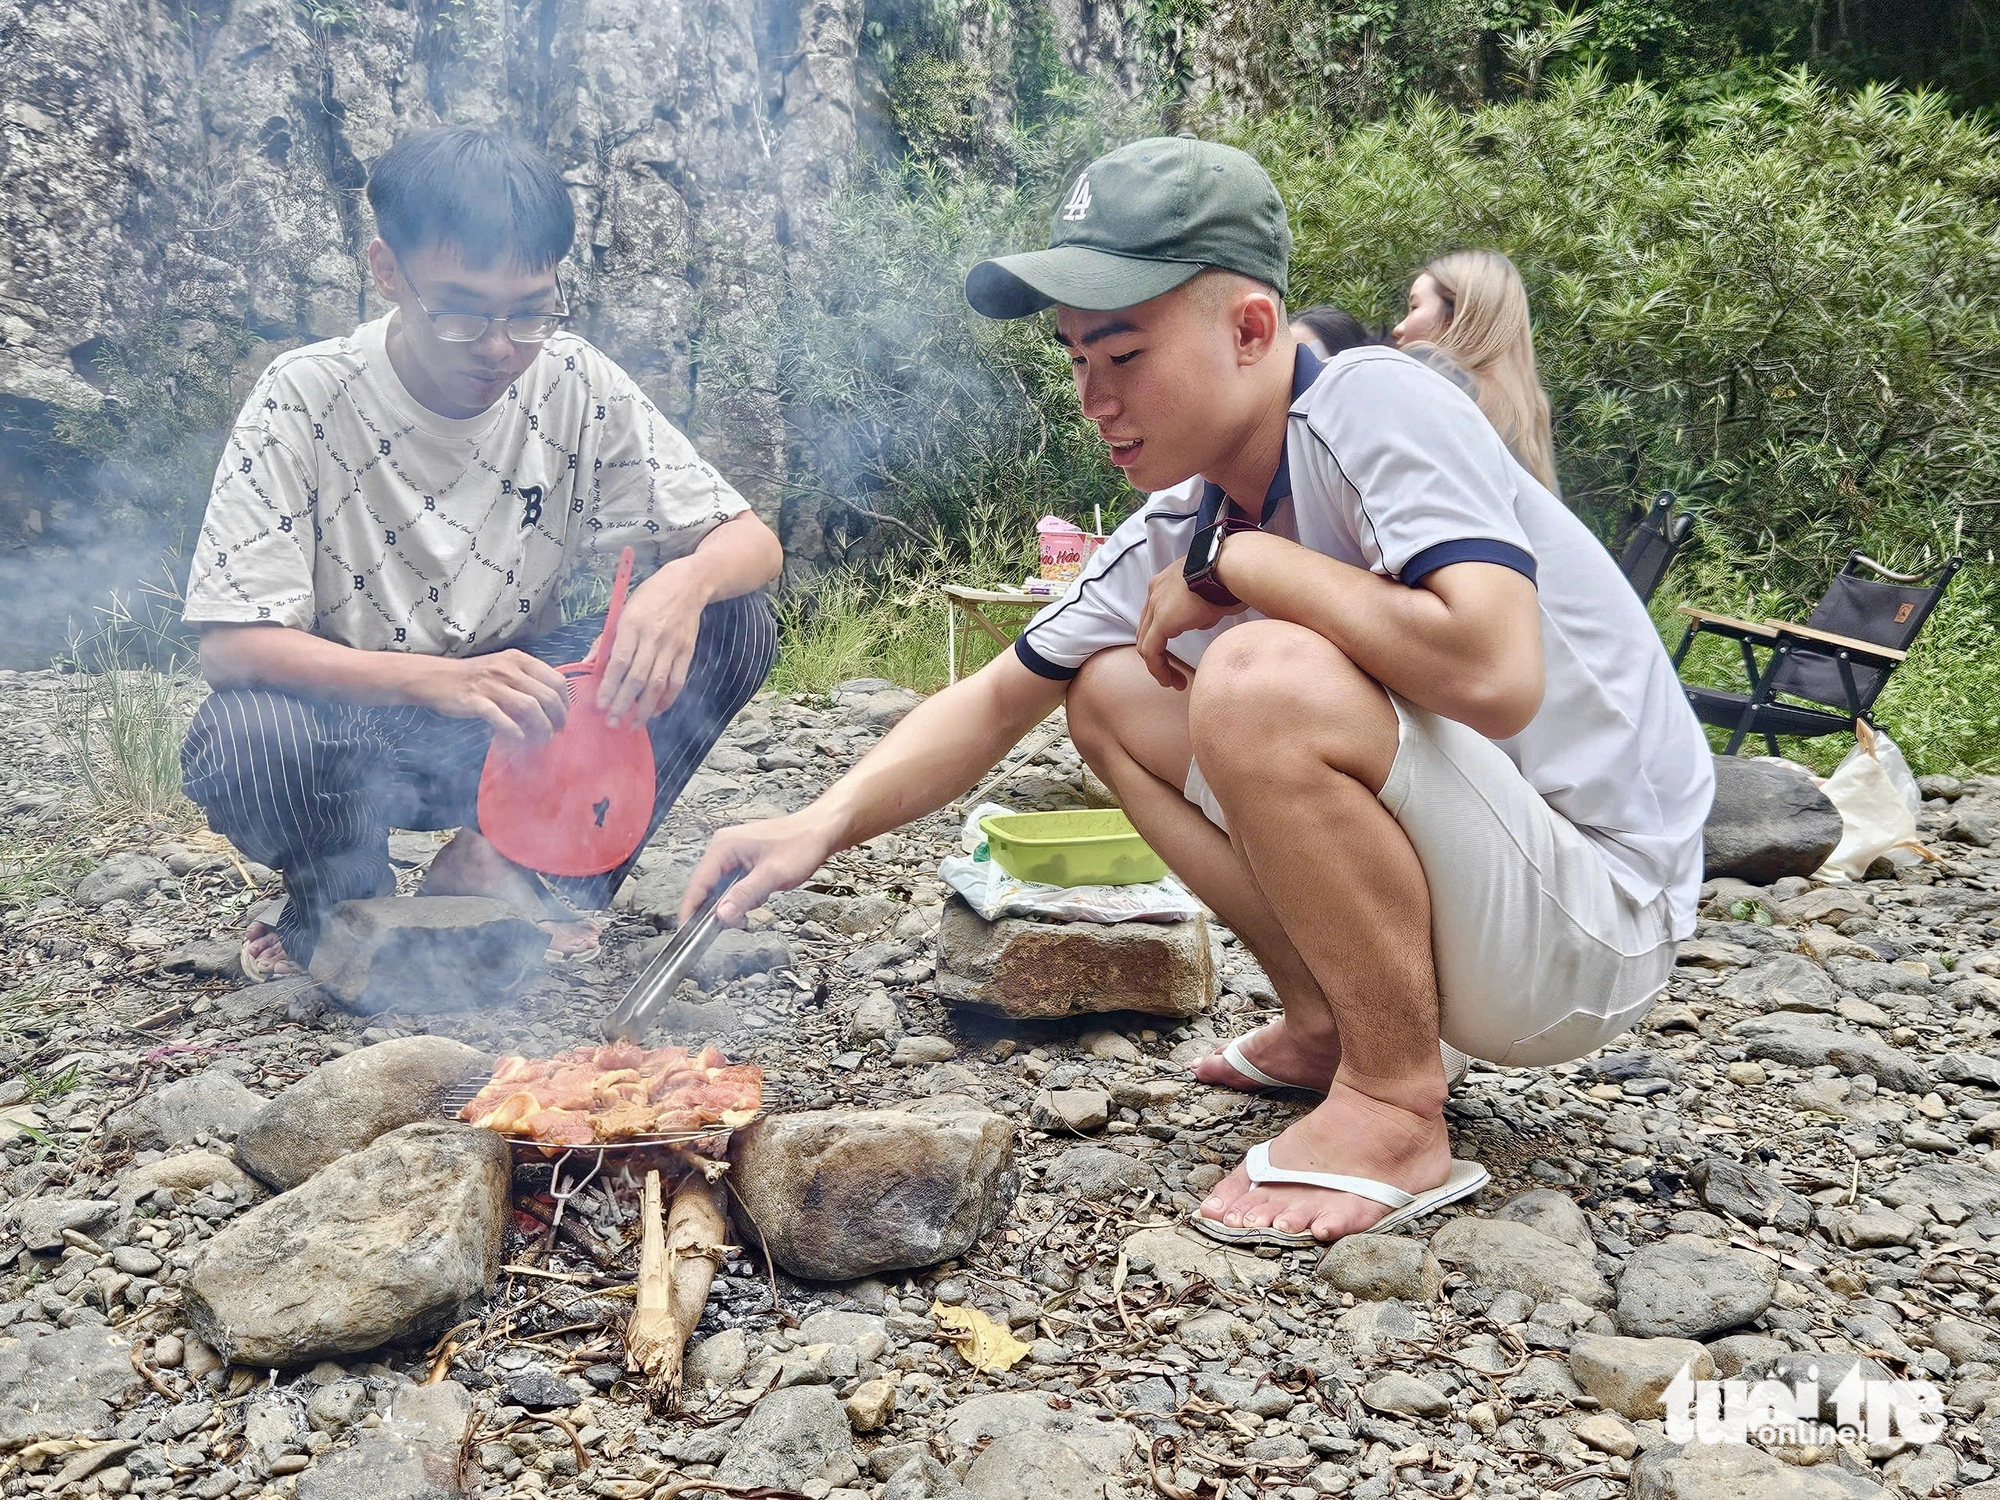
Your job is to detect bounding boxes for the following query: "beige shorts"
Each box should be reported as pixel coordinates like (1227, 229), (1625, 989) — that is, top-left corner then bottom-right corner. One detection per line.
(1186, 695), (1678, 1067)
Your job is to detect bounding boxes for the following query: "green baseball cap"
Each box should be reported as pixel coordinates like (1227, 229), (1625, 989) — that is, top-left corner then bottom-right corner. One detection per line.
(965, 136), (1291, 320)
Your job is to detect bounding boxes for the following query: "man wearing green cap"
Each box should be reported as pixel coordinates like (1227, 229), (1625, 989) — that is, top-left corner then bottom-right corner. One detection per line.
(684, 138), (1713, 1246)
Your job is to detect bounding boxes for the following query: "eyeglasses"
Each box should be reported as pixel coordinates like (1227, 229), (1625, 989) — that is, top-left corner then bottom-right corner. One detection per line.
(408, 278), (573, 345)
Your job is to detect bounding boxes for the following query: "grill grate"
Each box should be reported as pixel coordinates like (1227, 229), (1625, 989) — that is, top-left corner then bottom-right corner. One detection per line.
(437, 1074), (773, 1153)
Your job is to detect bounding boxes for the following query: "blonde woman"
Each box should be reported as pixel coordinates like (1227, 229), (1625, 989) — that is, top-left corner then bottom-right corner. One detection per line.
(1392, 250), (1559, 493)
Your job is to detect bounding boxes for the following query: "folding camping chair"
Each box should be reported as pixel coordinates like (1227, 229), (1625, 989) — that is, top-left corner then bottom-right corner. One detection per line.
(1672, 552), (1962, 756)
(1616, 491), (1694, 605)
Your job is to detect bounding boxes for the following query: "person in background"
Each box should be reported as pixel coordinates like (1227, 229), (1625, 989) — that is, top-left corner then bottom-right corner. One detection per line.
(1393, 250), (1558, 493)
(179, 127), (782, 978)
(1296, 303), (1478, 400)
(1290, 306), (1378, 358)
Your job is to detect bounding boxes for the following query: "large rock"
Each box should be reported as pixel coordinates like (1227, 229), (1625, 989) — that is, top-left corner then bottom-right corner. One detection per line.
(1569, 1333), (1712, 1419)
(729, 1099), (1017, 1279)
(1702, 757), (1843, 884)
(104, 1068), (262, 1149)
(237, 1036), (489, 1191)
(184, 1122), (509, 1367)
(1428, 1217), (1613, 1308)
(0, 1326), (140, 1450)
(713, 1386), (854, 1491)
(1630, 1441), (1884, 1498)
(1729, 1015), (1931, 1094)
(934, 899), (1215, 1019)
(1614, 1234), (1777, 1340)
(309, 898), (544, 1014)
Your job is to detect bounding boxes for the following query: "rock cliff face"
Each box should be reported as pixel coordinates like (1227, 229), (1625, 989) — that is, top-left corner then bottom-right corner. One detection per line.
(0, 0), (868, 655)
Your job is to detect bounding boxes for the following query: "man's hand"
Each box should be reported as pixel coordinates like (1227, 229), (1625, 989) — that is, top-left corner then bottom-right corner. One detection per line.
(1135, 560), (1240, 690)
(414, 651), (571, 743)
(679, 809), (843, 928)
(596, 576), (705, 727)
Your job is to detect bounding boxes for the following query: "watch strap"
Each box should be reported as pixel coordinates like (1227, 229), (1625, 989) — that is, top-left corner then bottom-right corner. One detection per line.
(1185, 514), (1260, 607)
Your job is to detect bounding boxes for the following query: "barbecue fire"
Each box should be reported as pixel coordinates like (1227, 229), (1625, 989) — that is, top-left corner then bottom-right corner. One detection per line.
(458, 1041), (765, 1145)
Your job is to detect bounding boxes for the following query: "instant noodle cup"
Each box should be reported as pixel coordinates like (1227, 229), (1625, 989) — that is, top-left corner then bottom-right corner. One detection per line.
(1037, 515), (1087, 581)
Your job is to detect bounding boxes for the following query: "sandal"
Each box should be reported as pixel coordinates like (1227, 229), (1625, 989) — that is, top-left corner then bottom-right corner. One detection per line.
(1191, 1142), (1489, 1249)
(1203, 1030), (1471, 1094)
(240, 899), (304, 982)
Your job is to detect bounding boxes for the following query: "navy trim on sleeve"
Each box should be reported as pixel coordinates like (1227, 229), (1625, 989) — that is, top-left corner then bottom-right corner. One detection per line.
(1401, 538), (1538, 588)
(1014, 634), (1079, 681)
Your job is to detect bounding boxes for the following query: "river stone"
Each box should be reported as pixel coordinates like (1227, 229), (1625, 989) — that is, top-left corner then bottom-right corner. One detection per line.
(73, 852), (172, 908)
(1316, 1234), (1443, 1302)
(1491, 1188), (1597, 1254)
(184, 1121), (508, 1367)
(1745, 1352), (1897, 1425)
(944, 1393), (1140, 1494)
(297, 1380), (471, 1500)
(1359, 1371), (1449, 1418)
(1716, 954), (1838, 1014)
(1121, 1225), (1282, 1290)
(729, 1099), (1017, 1279)
(236, 1036), (490, 1190)
(1429, 1217), (1613, 1308)
(115, 1151), (263, 1207)
(934, 899), (1215, 1019)
(1630, 1440), (1884, 1498)
(695, 929), (796, 985)
(1690, 1157), (1815, 1231)
(16, 1198), (121, 1253)
(1614, 1235), (1777, 1340)
(309, 897), (544, 1014)
(1044, 1145), (1157, 1198)
(105, 1068), (262, 1149)
(0, 1326), (140, 1450)
(1877, 1159), (2000, 1217)
(1729, 1015), (1931, 1094)
(714, 1385), (854, 1490)
(1569, 1333), (1713, 1419)
(1702, 757), (1843, 885)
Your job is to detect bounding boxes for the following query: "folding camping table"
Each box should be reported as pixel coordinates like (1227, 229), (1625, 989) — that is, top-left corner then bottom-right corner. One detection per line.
(942, 584), (1049, 684)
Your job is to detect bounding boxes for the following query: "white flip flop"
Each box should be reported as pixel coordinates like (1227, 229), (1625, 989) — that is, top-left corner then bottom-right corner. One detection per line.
(1207, 1030), (1327, 1095)
(1207, 1033), (1471, 1094)
(1192, 1142), (1489, 1249)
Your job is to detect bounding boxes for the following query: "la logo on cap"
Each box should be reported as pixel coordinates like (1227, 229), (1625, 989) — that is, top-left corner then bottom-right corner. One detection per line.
(1060, 174), (1093, 222)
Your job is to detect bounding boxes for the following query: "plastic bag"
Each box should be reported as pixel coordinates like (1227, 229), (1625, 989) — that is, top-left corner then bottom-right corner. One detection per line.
(1814, 722), (1930, 880)
(939, 801), (1203, 924)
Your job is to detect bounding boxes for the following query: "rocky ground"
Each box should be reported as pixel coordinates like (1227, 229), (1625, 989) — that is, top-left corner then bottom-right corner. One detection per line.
(6, 666), (2000, 1500)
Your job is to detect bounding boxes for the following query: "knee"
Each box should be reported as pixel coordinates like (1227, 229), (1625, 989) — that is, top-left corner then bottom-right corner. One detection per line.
(1188, 623), (1330, 759)
(702, 591), (778, 693)
(1064, 648), (1149, 773)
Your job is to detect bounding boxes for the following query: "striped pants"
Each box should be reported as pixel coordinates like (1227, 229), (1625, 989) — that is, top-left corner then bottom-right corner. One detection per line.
(181, 592), (777, 963)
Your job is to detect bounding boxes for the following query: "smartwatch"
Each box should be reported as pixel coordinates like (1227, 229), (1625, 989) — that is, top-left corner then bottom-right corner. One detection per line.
(1183, 515), (1260, 607)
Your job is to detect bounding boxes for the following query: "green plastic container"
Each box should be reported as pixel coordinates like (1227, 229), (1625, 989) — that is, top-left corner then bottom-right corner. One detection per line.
(977, 809), (1168, 888)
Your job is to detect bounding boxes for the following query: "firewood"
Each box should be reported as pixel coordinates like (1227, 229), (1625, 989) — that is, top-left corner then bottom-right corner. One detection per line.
(625, 1168), (731, 1408)
(624, 1169), (677, 1397)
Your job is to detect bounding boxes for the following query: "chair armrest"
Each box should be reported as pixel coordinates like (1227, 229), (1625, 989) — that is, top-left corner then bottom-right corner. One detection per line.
(1675, 606), (1779, 640)
(1764, 620), (1909, 662)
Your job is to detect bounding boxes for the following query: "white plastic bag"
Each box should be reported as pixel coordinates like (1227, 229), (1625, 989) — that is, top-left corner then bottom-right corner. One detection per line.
(939, 801), (1203, 924)
(1814, 722), (1929, 880)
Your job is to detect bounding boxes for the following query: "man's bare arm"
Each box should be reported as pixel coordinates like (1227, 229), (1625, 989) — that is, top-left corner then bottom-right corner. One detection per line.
(1217, 533), (1544, 739)
(679, 650), (1067, 924)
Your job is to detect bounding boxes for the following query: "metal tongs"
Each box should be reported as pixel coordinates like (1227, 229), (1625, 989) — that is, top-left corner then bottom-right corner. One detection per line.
(603, 869), (742, 1042)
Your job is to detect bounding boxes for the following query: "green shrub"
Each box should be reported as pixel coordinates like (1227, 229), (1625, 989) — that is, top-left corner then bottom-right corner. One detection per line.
(1243, 68), (2000, 769)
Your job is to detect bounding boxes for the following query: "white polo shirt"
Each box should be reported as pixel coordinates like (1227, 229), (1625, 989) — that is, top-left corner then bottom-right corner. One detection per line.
(1015, 344), (1713, 933)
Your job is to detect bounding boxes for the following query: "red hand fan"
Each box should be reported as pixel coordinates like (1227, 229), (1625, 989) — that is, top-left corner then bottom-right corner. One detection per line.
(477, 547), (656, 878)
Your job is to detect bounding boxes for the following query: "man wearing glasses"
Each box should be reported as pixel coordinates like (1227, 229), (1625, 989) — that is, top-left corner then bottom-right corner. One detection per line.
(180, 127), (782, 978)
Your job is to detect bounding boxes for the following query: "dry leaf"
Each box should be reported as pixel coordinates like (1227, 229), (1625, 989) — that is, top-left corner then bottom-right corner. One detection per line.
(931, 1300), (1031, 1372)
